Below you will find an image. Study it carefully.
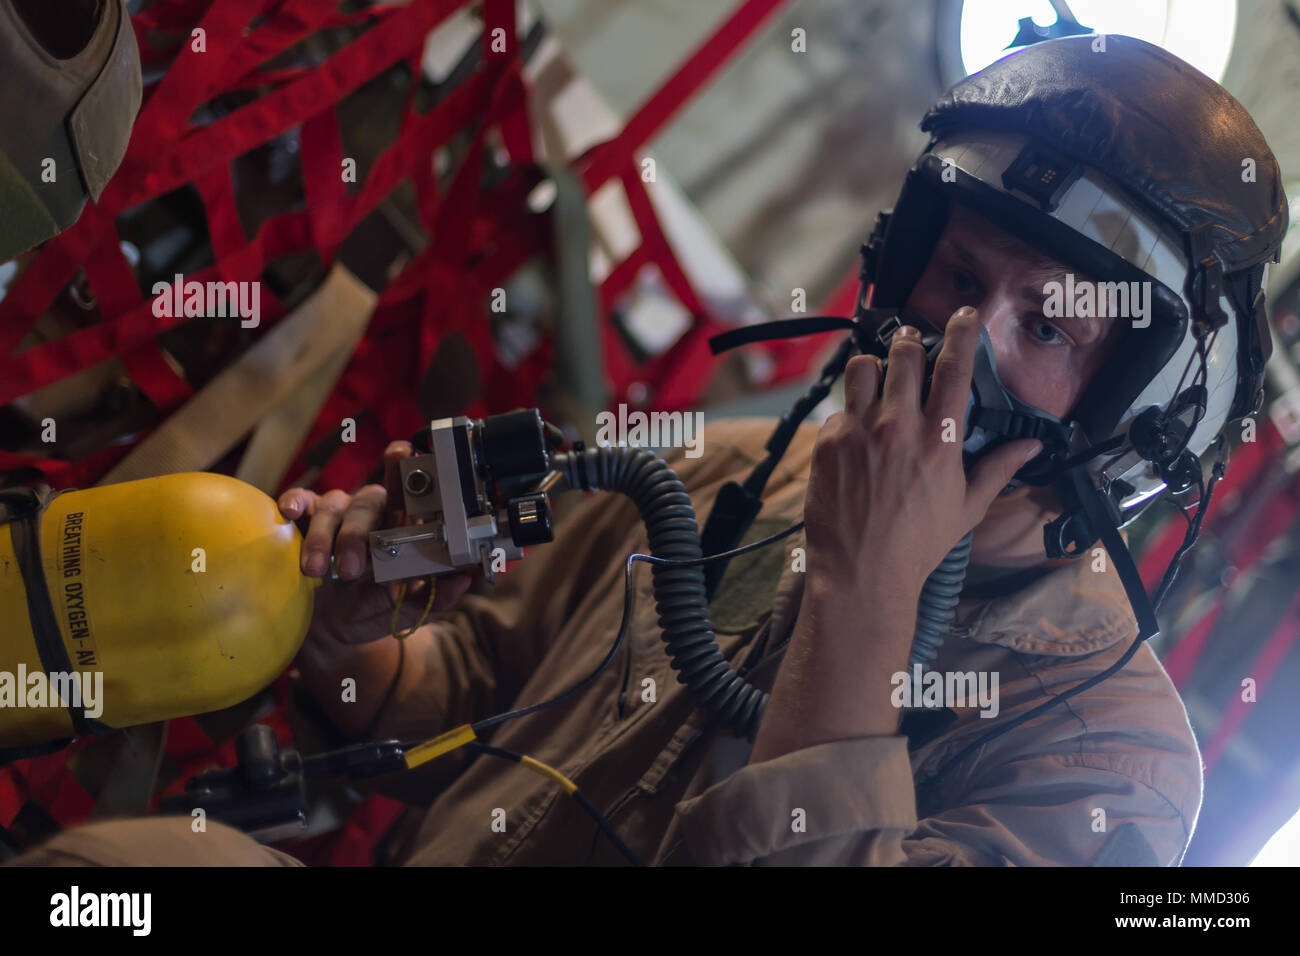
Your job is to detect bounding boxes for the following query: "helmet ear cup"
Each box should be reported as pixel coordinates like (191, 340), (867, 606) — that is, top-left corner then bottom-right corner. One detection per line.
(1127, 387), (1208, 494)
(1128, 406), (1168, 464)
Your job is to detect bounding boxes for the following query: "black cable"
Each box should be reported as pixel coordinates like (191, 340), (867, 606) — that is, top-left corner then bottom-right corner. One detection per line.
(1166, 496), (1194, 531)
(469, 742), (645, 866)
(570, 788), (643, 867)
(1154, 443), (1223, 609)
(1165, 332), (1202, 423)
(633, 520), (805, 571)
(470, 520), (806, 735)
(1163, 331), (1213, 466)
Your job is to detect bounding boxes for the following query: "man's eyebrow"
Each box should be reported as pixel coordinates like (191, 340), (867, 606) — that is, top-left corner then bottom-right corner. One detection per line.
(1019, 282), (1071, 303)
(940, 236), (982, 271)
(945, 235), (1063, 284)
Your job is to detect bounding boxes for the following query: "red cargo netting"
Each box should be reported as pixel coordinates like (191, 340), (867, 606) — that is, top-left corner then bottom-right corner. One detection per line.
(0, 0), (806, 861)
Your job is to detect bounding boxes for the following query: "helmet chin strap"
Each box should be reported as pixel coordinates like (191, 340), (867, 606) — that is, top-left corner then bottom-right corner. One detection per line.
(1045, 466), (1161, 640)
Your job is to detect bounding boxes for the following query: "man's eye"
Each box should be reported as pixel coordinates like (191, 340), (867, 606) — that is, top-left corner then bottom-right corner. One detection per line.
(1029, 320), (1067, 345)
(950, 270), (978, 295)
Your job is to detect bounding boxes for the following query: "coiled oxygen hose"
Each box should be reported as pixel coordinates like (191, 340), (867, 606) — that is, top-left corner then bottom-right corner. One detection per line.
(554, 444), (973, 740)
(553, 445), (769, 738)
(909, 531), (973, 670)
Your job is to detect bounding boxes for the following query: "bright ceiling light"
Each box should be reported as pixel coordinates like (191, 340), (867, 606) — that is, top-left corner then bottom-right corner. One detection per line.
(957, 0), (1238, 82)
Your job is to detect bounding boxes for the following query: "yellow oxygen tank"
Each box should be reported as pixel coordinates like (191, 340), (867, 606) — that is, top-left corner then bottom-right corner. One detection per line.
(0, 473), (317, 749)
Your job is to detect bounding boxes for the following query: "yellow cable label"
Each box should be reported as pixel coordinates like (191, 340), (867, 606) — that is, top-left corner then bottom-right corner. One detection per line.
(403, 723), (477, 769)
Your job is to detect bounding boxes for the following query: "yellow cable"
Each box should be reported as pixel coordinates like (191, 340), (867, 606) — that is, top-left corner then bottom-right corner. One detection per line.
(400, 727), (578, 798)
(519, 755), (579, 794)
(391, 576), (438, 639)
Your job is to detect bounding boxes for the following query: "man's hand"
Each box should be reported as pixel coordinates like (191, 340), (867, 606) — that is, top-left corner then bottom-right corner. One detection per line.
(803, 306), (1041, 596)
(750, 306), (1040, 762)
(279, 440), (472, 738)
(278, 440), (472, 647)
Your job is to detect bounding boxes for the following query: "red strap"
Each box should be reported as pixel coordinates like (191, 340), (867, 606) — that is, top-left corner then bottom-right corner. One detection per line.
(483, 0), (533, 164)
(286, 176), (547, 494)
(122, 0), (276, 166)
(132, 0), (216, 34)
(0, 217), (309, 405)
(0, 442), (136, 488)
(192, 164), (247, 262)
(399, 50), (441, 226)
(620, 167), (706, 316)
(299, 107), (349, 264)
(82, 228), (194, 414)
(0, 205), (116, 358)
(0, 737), (97, 830)
(219, 1), (388, 90)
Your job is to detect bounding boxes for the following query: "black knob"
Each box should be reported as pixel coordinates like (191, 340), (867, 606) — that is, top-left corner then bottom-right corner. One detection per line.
(507, 493), (553, 546)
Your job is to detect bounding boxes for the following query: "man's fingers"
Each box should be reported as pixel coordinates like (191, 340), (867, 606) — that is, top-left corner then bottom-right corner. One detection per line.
(335, 484), (388, 580)
(966, 440), (1041, 521)
(928, 307), (980, 428)
(383, 440), (414, 526)
(843, 354), (883, 420)
(301, 489), (350, 576)
(432, 574), (473, 612)
(278, 488), (317, 521)
(880, 323), (926, 415)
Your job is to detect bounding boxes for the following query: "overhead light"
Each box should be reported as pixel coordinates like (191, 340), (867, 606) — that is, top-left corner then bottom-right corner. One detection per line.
(941, 0), (1237, 84)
